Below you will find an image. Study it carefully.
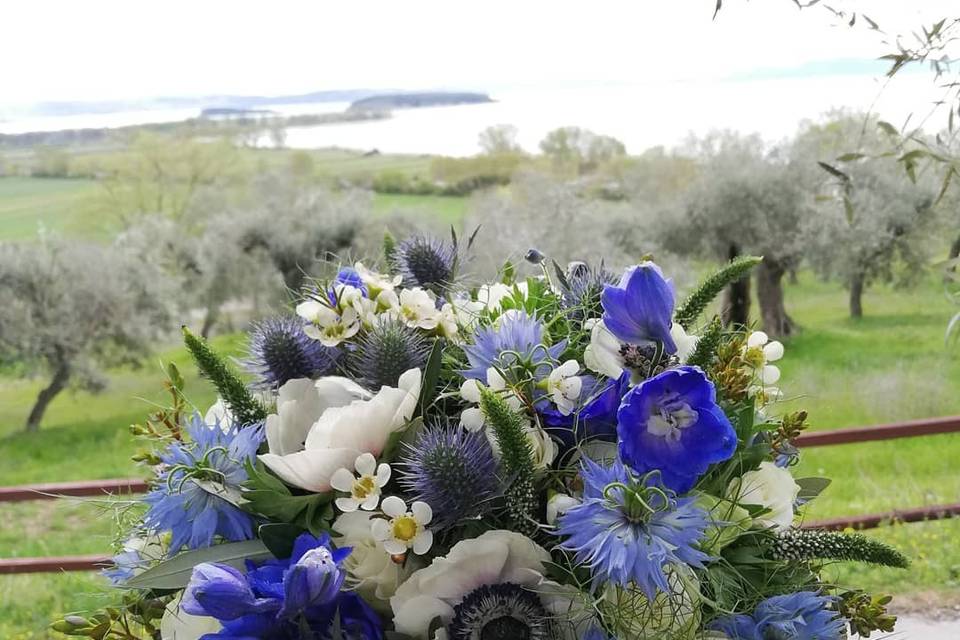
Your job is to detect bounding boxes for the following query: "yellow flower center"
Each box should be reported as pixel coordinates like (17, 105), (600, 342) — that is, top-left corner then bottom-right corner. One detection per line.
(743, 346), (765, 368)
(351, 475), (377, 500)
(391, 515), (418, 542)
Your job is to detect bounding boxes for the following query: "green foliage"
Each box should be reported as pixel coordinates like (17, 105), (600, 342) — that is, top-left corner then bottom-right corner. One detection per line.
(181, 326), (266, 426)
(241, 460), (335, 536)
(479, 387), (538, 535)
(685, 316), (723, 369)
(674, 256), (762, 329)
(124, 539), (272, 590)
(769, 529), (909, 568)
(839, 590), (898, 638)
(51, 592), (165, 639)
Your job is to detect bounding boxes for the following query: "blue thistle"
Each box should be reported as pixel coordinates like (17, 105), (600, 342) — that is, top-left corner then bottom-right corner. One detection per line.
(393, 234), (457, 293)
(348, 319), (432, 389)
(245, 316), (339, 388)
(461, 311), (566, 381)
(398, 423), (500, 530)
(559, 261), (617, 320)
(143, 413), (264, 554)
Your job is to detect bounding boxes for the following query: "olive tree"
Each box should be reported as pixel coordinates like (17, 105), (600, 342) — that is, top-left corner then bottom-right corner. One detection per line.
(0, 239), (173, 431)
(539, 127), (626, 175)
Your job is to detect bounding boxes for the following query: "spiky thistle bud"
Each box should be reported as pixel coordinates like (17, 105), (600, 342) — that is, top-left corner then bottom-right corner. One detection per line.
(182, 327), (266, 427)
(347, 319), (431, 389)
(393, 235), (457, 293)
(398, 424), (500, 530)
(768, 529), (909, 568)
(479, 387), (538, 536)
(244, 316), (339, 389)
(674, 256), (762, 329)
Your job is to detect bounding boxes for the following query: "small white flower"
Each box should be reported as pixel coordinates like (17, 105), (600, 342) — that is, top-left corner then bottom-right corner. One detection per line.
(458, 379), (486, 431)
(546, 360), (582, 416)
(671, 324), (700, 364)
(397, 288), (441, 330)
(546, 492), (581, 525)
(297, 299), (361, 347)
(743, 331), (785, 401)
(477, 282), (513, 312)
(330, 452), (391, 512)
(355, 261), (402, 296)
(583, 319), (625, 379)
(371, 496), (433, 556)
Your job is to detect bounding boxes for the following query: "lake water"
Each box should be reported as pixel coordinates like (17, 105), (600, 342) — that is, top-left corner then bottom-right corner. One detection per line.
(0, 77), (940, 156)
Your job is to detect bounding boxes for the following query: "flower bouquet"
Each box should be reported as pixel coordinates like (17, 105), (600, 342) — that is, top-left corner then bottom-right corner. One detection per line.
(63, 234), (909, 640)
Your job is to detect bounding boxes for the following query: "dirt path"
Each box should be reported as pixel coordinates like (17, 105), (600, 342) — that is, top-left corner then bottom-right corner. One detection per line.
(875, 616), (960, 639)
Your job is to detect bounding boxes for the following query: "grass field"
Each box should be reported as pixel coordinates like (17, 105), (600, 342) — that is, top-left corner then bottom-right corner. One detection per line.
(1, 271), (959, 637)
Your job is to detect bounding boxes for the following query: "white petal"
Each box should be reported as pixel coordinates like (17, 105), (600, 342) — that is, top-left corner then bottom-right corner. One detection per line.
(763, 341), (785, 362)
(376, 463), (392, 486)
(412, 529), (433, 555)
(460, 407), (485, 432)
(329, 467), (357, 493)
(258, 447), (360, 493)
(355, 452), (377, 476)
(459, 379), (482, 403)
(761, 365), (781, 385)
(747, 331), (768, 348)
(383, 539), (408, 555)
(411, 501), (433, 525)
(564, 376), (582, 400)
(370, 518), (392, 542)
(295, 300), (323, 321)
(584, 320), (625, 379)
(360, 494), (381, 511)
(381, 495), (407, 518)
(486, 367), (507, 390)
(336, 497), (359, 512)
(392, 596), (456, 640)
(557, 360), (580, 377)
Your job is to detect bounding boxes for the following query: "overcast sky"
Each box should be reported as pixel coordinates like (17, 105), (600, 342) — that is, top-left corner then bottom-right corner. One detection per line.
(2, 0), (955, 105)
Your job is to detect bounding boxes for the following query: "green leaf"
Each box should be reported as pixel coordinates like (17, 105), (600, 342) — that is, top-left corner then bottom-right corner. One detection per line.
(124, 540), (271, 590)
(836, 152), (865, 162)
(796, 476), (832, 501)
(418, 340), (443, 417)
(259, 523), (306, 559)
(817, 161), (850, 182)
(877, 120), (899, 137)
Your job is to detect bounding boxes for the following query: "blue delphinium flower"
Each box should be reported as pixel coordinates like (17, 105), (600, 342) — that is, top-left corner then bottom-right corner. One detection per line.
(183, 532), (382, 639)
(143, 414), (263, 554)
(617, 366), (736, 493)
(461, 311), (566, 381)
(601, 262), (677, 354)
(556, 458), (710, 600)
(245, 315), (340, 389)
(398, 423), (500, 530)
(709, 591), (845, 640)
(393, 234), (457, 293)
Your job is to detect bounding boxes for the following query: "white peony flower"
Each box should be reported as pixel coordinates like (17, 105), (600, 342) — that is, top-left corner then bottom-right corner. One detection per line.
(397, 288), (441, 330)
(264, 377), (369, 457)
(160, 593), (221, 639)
(671, 323), (700, 364)
(259, 369), (421, 492)
(545, 360), (582, 415)
(297, 299), (361, 347)
(332, 510), (421, 611)
(390, 530), (551, 638)
(726, 461), (800, 531)
(583, 319), (625, 379)
(330, 452), (391, 512)
(546, 492), (581, 525)
(371, 496), (433, 555)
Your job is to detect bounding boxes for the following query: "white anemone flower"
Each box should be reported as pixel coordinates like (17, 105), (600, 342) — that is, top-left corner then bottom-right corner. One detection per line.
(331, 452), (392, 512)
(296, 299), (361, 347)
(264, 377), (370, 457)
(259, 369), (421, 492)
(371, 496), (433, 556)
(546, 360), (582, 416)
(397, 288), (441, 330)
(583, 318), (625, 379)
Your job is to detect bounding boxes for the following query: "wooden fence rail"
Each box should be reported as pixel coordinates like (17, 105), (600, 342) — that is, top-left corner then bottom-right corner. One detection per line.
(1, 415), (959, 575)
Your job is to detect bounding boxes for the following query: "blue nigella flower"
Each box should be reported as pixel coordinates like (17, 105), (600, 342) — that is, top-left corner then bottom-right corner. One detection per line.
(601, 262), (677, 354)
(556, 458), (710, 600)
(398, 423), (500, 530)
(143, 413), (263, 554)
(393, 234), (457, 293)
(709, 591), (845, 640)
(581, 626), (616, 640)
(245, 315), (340, 389)
(461, 311), (566, 381)
(617, 366), (736, 493)
(182, 532), (382, 639)
(335, 266), (368, 294)
(539, 372), (630, 452)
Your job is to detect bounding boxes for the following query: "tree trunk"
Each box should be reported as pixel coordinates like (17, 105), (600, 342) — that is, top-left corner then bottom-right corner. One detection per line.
(849, 271), (865, 319)
(945, 234), (960, 281)
(756, 260), (795, 338)
(721, 244), (751, 328)
(25, 362), (71, 432)
(200, 301), (221, 339)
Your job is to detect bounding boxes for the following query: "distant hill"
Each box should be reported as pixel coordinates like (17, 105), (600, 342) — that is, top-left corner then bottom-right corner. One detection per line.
(349, 92), (492, 111)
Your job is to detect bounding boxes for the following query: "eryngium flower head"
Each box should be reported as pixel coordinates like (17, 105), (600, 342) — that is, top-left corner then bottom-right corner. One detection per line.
(446, 583), (554, 640)
(556, 458), (710, 600)
(709, 591), (845, 640)
(394, 234), (457, 293)
(144, 414), (263, 554)
(245, 315), (339, 388)
(398, 423), (499, 530)
(461, 311), (566, 381)
(559, 261), (617, 320)
(348, 319), (431, 389)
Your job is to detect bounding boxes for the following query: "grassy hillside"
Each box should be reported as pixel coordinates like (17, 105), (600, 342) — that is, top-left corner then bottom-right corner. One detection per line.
(1, 273), (959, 637)
(0, 177), (105, 241)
